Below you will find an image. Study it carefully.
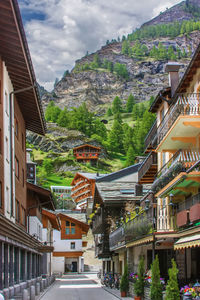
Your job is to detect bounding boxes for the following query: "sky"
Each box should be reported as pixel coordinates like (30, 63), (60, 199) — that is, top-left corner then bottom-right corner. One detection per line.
(19, 0), (181, 91)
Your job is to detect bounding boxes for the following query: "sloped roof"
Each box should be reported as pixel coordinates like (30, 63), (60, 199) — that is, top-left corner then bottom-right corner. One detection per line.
(96, 163), (141, 182)
(73, 144), (101, 150)
(27, 182), (55, 210)
(71, 172), (106, 185)
(149, 87), (171, 113)
(95, 181), (149, 204)
(0, 0), (46, 135)
(42, 209), (61, 230)
(175, 42), (200, 94)
(58, 213), (89, 233)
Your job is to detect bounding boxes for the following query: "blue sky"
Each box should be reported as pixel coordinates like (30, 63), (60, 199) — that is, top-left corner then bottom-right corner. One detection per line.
(18, 0), (181, 91)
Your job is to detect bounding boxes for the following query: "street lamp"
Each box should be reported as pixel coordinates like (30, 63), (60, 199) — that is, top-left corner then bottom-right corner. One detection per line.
(135, 206), (139, 217)
(145, 199), (150, 211)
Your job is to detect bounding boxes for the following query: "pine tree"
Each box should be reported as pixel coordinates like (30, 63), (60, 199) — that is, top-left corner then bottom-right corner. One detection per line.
(132, 104), (139, 121)
(57, 108), (69, 127)
(165, 259), (180, 300)
(112, 96), (122, 114)
(150, 255), (163, 300)
(125, 146), (136, 167)
(108, 119), (124, 153)
(126, 94), (135, 112)
(106, 107), (112, 117)
(123, 126), (133, 153)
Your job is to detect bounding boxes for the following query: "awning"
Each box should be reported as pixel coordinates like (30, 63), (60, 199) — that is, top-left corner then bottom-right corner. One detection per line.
(126, 235), (153, 248)
(174, 234), (200, 250)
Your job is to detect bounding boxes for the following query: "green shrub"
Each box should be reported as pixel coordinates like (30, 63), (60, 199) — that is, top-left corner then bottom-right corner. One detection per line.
(166, 259), (180, 300)
(150, 255), (162, 300)
(134, 256), (145, 297)
(120, 264), (129, 292)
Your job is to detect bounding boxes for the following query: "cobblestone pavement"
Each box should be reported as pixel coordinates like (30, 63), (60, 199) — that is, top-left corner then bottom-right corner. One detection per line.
(40, 274), (118, 300)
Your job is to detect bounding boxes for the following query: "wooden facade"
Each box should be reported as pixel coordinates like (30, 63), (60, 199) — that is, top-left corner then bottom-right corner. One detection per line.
(59, 213), (89, 240)
(73, 144), (101, 163)
(71, 173), (96, 209)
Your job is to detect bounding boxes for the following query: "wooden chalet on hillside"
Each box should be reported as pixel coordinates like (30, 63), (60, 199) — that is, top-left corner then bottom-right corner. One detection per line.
(73, 144), (101, 164)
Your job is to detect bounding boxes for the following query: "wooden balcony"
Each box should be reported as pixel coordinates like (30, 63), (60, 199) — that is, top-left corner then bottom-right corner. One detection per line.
(109, 227), (125, 251)
(144, 120), (157, 152)
(152, 149), (200, 194)
(176, 192), (200, 228)
(75, 152), (99, 160)
(190, 203), (200, 223)
(156, 93), (200, 151)
(138, 151), (157, 184)
(125, 211), (154, 243)
(157, 205), (176, 232)
(177, 210), (189, 228)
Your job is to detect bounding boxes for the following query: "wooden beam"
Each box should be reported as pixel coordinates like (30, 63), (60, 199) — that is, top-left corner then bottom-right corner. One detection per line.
(171, 137), (196, 146)
(183, 121), (200, 128)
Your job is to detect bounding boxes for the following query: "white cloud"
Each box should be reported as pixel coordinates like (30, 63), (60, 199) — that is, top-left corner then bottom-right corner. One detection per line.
(19, 0), (180, 90)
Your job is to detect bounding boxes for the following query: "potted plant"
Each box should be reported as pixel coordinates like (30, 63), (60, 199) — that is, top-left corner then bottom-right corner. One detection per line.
(120, 264), (129, 297)
(134, 256), (145, 300)
(150, 255), (162, 300)
(166, 259), (180, 300)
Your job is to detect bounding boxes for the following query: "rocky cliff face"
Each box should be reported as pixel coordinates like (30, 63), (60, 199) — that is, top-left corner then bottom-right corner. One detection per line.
(142, 0), (200, 27)
(42, 32), (200, 113)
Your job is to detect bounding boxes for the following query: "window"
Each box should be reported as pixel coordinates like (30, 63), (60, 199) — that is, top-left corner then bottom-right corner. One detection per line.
(16, 199), (20, 222)
(0, 129), (2, 155)
(65, 221), (76, 235)
(70, 242), (75, 249)
(5, 137), (9, 161)
(21, 206), (26, 226)
(5, 91), (9, 115)
(0, 181), (2, 208)
(14, 117), (18, 138)
(22, 133), (24, 151)
(22, 168), (24, 187)
(15, 156), (19, 179)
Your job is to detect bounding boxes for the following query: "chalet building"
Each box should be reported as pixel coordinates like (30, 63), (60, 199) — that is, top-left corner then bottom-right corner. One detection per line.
(71, 172), (105, 211)
(0, 0), (56, 296)
(52, 213), (89, 273)
(73, 144), (101, 164)
(90, 162), (151, 276)
(122, 43), (200, 282)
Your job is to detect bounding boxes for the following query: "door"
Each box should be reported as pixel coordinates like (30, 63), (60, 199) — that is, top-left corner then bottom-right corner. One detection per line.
(72, 261), (77, 272)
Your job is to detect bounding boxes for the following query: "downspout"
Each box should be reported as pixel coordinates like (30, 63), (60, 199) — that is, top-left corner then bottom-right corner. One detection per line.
(9, 85), (36, 217)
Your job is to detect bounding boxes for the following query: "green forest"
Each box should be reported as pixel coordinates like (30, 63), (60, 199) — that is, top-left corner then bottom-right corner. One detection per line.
(127, 19), (200, 41)
(121, 40), (190, 60)
(45, 95), (155, 167)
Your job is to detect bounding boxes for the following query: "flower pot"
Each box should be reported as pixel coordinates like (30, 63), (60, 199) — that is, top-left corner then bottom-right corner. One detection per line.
(121, 291), (127, 297)
(134, 297), (141, 300)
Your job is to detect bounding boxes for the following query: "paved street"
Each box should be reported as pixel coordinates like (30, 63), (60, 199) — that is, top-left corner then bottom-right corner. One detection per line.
(40, 274), (118, 300)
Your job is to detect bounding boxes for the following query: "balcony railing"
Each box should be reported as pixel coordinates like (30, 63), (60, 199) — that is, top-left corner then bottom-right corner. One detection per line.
(144, 120), (157, 151)
(156, 93), (200, 146)
(109, 227), (125, 251)
(125, 211), (154, 243)
(157, 205), (176, 232)
(177, 192), (200, 228)
(152, 149), (200, 193)
(138, 151), (157, 184)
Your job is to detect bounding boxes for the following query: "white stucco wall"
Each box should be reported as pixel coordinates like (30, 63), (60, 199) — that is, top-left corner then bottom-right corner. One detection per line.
(3, 63), (15, 221)
(29, 216), (43, 241)
(53, 229), (82, 252)
(52, 256), (65, 273)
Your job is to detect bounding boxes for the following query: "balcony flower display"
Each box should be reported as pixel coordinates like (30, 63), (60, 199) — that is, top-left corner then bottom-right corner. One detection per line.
(180, 286), (197, 298)
(129, 273), (138, 282)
